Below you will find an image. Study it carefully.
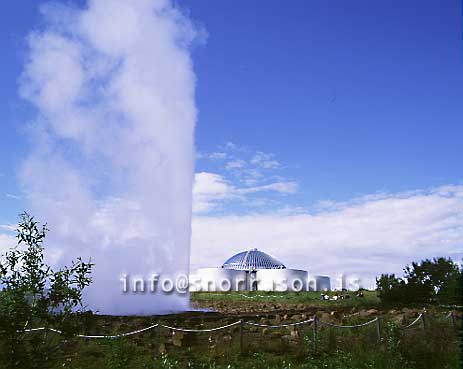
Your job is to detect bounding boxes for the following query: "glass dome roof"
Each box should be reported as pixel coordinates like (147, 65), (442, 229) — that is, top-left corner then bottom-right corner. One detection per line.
(222, 248), (286, 271)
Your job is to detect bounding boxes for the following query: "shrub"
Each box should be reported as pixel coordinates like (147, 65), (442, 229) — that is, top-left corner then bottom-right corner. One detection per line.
(0, 212), (93, 368)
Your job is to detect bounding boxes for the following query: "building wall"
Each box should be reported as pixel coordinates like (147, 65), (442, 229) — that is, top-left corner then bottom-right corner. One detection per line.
(190, 268), (247, 292)
(256, 269), (308, 292)
(191, 268), (332, 292)
(308, 275), (331, 291)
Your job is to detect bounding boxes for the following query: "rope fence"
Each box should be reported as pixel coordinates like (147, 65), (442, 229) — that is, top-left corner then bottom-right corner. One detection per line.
(239, 294), (286, 299)
(244, 318), (314, 328)
(318, 317), (378, 329)
(18, 310), (460, 353)
(161, 321), (241, 333)
(207, 293), (286, 299)
(400, 313), (423, 330)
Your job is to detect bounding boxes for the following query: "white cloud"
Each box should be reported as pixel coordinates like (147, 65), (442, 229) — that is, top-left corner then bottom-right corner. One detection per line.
(193, 172), (299, 214)
(0, 224), (16, 232)
(198, 144), (297, 203)
(5, 194), (21, 200)
(222, 141), (246, 152)
(0, 233), (16, 255)
(191, 185), (463, 288)
(238, 181), (298, 195)
(208, 152), (227, 160)
(250, 151), (280, 169)
(225, 159), (247, 170)
(193, 172), (236, 213)
(194, 145), (299, 214)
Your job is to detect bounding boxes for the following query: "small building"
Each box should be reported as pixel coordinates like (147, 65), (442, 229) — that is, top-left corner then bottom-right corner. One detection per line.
(190, 248), (331, 292)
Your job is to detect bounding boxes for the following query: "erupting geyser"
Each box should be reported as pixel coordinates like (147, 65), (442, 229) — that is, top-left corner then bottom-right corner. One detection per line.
(19, 0), (199, 314)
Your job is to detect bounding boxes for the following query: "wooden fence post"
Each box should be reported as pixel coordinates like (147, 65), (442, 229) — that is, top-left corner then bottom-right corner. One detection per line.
(450, 312), (457, 330)
(153, 325), (158, 356)
(239, 320), (243, 355)
(421, 312), (426, 334)
(313, 315), (318, 353)
(375, 317), (381, 342)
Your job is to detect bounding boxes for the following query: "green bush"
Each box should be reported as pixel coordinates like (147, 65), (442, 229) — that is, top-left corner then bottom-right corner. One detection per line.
(0, 212), (93, 368)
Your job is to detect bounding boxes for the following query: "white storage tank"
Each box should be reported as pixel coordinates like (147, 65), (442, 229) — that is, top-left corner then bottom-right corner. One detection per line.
(308, 275), (331, 291)
(256, 269), (308, 292)
(191, 249), (332, 293)
(192, 268), (247, 292)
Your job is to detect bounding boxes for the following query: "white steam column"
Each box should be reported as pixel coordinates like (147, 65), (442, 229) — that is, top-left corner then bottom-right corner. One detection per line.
(19, 0), (198, 314)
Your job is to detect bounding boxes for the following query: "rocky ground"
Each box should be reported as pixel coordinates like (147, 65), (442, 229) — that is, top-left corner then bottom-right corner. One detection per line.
(80, 300), (459, 354)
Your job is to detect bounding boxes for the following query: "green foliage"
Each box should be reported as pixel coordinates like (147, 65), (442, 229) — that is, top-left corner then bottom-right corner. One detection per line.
(0, 212), (94, 368)
(104, 339), (134, 369)
(376, 273), (407, 303)
(376, 257), (462, 305)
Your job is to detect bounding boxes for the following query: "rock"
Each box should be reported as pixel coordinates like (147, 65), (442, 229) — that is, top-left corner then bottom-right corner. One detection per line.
(321, 312), (331, 322)
(281, 334), (291, 342)
(262, 328), (269, 335)
(171, 330), (184, 347)
(290, 330), (299, 339)
(158, 343), (166, 354)
(283, 314), (289, 321)
(172, 330), (184, 339)
(291, 314), (302, 321)
(366, 309), (378, 316)
(402, 309), (418, 318)
(391, 314), (406, 324)
(223, 335), (232, 343)
(260, 317), (269, 325)
(359, 310), (369, 317)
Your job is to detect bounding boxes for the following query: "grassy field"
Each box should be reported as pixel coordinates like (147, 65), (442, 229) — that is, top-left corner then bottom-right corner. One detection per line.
(191, 290), (380, 309)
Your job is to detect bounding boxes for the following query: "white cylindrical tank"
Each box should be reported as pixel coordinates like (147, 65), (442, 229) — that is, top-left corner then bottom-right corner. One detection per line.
(308, 275), (331, 291)
(189, 273), (199, 292)
(192, 268), (247, 292)
(256, 269), (308, 292)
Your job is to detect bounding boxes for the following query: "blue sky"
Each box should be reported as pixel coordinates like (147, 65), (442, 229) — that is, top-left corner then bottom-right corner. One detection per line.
(0, 0), (462, 285)
(1, 0), (462, 216)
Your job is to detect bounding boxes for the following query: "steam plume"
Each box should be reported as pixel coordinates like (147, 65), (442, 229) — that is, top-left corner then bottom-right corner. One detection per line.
(19, 0), (198, 314)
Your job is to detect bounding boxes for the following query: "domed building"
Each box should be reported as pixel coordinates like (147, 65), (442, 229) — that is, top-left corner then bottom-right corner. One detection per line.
(222, 249), (286, 270)
(190, 248), (331, 292)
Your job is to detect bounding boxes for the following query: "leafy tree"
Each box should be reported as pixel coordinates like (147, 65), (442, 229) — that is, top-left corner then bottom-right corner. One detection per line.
(0, 212), (93, 368)
(376, 273), (406, 303)
(376, 257), (462, 305)
(404, 257), (461, 303)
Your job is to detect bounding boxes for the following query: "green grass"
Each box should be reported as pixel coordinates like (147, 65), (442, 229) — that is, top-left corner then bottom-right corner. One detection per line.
(191, 290), (380, 309)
